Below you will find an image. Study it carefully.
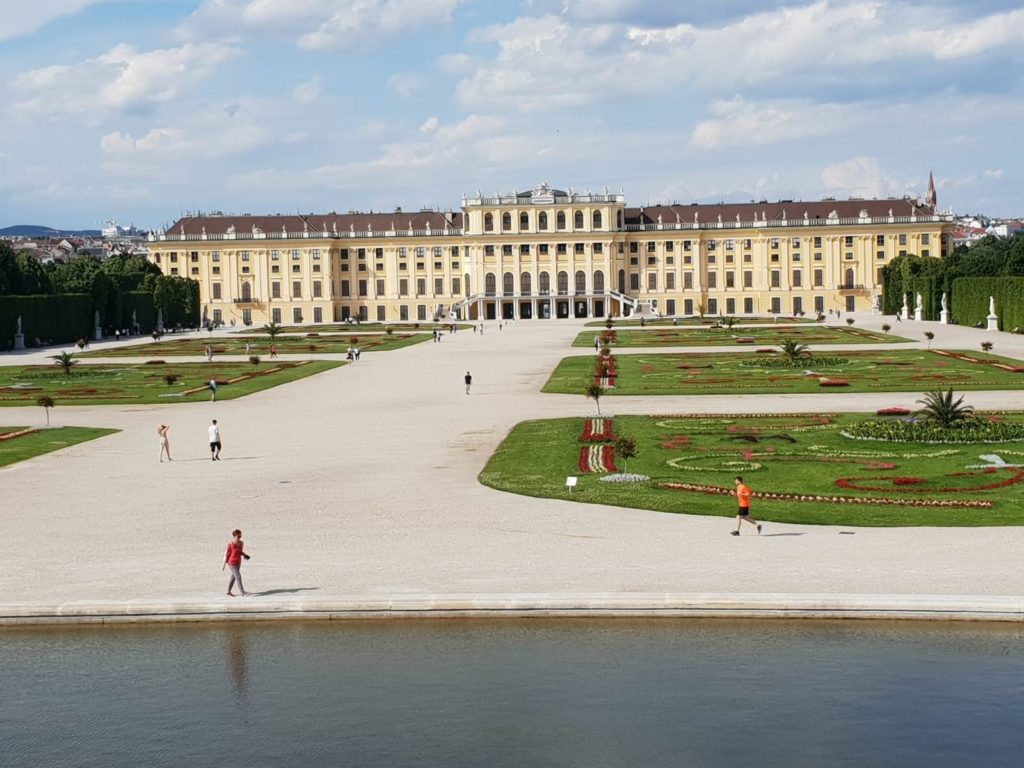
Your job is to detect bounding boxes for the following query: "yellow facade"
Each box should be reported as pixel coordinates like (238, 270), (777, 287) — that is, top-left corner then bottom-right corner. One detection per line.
(147, 184), (954, 326)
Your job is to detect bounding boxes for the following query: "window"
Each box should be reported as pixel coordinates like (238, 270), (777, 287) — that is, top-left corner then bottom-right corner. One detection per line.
(502, 212), (511, 231)
(726, 298), (736, 315)
(272, 282), (281, 299)
(876, 234), (885, 246)
(414, 247), (424, 258)
(792, 253), (801, 262)
(647, 256), (657, 266)
(520, 212), (529, 230)
(539, 212), (548, 230)
(743, 271), (752, 288)
(485, 245), (495, 256)
(814, 296), (824, 313)
(557, 243), (567, 255)
(213, 267), (221, 275)
(814, 252), (823, 261)
(648, 241), (657, 253)
(575, 270), (586, 294)
(340, 263), (348, 272)
(292, 249), (300, 260)
(399, 278), (408, 296)
(793, 297), (803, 315)
(539, 272), (550, 294)
(593, 243), (603, 254)
(417, 305), (427, 321)
(268, 251), (275, 261)
(520, 244), (530, 256)
(725, 240), (734, 251)
(813, 269), (823, 287)
(451, 246), (459, 257)
(922, 249), (930, 258)
(707, 272), (717, 289)
(708, 254), (717, 264)
(312, 249), (320, 259)
(376, 248), (384, 258)
(899, 250), (907, 257)
(845, 252), (854, 260)
(558, 271), (569, 294)
(313, 264), (321, 273)
(376, 306), (385, 322)
(190, 252), (199, 262)
(292, 281), (302, 297)
(844, 236), (854, 247)
(557, 211), (566, 230)
(630, 242), (639, 254)
(539, 244), (549, 255)
(376, 279), (385, 296)
(630, 257), (639, 266)
(313, 281), (322, 298)
(417, 278), (426, 295)
(706, 240), (716, 251)
(191, 267), (200, 275)
(593, 210), (602, 229)
(398, 247), (407, 257)
(684, 299), (693, 315)
(502, 244), (513, 256)
(452, 277), (461, 294)
(169, 252), (178, 262)
(770, 270), (780, 288)
(170, 268), (179, 275)
(435, 277), (444, 295)
(792, 270), (802, 288)
(574, 210), (584, 229)
(666, 241), (674, 252)
(292, 264), (301, 273)
(485, 273), (496, 295)
(683, 241), (692, 252)
(647, 273), (657, 290)
(212, 283), (222, 299)
(358, 280), (368, 297)
(433, 247), (443, 257)
(814, 237), (822, 247)
(484, 213), (494, 232)
(770, 297), (781, 314)
(293, 308), (302, 323)
(708, 299), (718, 315)
(743, 297), (753, 314)
(341, 280), (350, 297)
(683, 272), (693, 289)
(922, 233), (930, 244)
(726, 271), (735, 289)
(212, 308), (221, 323)
(770, 238), (779, 249)
(666, 272), (675, 290)
(434, 262), (443, 270)
(877, 250), (886, 260)
(899, 234), (907, 245)
(630, 273), (640, 290)
(400, 305), (409, 321)
(272, 308), (281, 323)
(666, 299), (675, 315)
(575, 243), (585, 255)
(743, 239), (752, 249)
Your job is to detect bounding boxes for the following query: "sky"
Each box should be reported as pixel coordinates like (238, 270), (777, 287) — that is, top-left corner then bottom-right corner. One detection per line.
(0, 0), (1021, 230)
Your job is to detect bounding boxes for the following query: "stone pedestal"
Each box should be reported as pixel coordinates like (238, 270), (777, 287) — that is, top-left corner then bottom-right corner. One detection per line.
(13, 333), (25, 350)
(987, 314), (999, 332)
(94, 326), (103, 341)
(939, 309), (949, 325)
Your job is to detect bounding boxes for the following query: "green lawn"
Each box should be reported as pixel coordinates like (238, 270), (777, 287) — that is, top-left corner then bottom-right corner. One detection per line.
(584, 317), (815, 327)
(480, 414), (1024, 526)
(573, 325), (905, 347)
(0, 426), (119, 467)
(0, 360), (343, 406)
(544, 349), (1024, 395)
(81, 332), (429, 357)
(272, 322), (473, 333)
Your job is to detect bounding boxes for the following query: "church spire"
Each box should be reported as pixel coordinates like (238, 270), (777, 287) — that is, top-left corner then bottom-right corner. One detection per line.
(926, 169), (937, 209)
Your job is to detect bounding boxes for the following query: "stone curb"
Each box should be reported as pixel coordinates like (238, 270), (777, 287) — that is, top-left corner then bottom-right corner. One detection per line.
(1, 593), (1021, 625)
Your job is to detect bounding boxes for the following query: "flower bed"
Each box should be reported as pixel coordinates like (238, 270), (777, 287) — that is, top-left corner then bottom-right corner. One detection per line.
(842, 420), (1024, 444)
(657, 481), (992, 508)
(740, 356), (849, 369)
(581, 418), (614, 442)
(876, 407), (911, 416)
(578, 444), (617, 473)
(836, 468), (1024, 493)
(0, 427), (37, 442)
(819, 379), (850, 387)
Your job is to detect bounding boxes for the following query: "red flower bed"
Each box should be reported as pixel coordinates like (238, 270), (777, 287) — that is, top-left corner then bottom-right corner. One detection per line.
(0, 428), (37, 442)
(578, 444), (617, 473)
(892, 477), (925, 485)
(819, 380), (850, 387)
(876, 407), (911, 416)
(581, 418), (614, 442)
(756, 348), (775, 353)
(735, 338), (756, 344)
(835, 468), (1024, 493)
(657, 482), (993, 508)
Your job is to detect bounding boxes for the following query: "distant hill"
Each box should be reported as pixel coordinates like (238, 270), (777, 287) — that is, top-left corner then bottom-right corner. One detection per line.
(0, 225), (102, 238)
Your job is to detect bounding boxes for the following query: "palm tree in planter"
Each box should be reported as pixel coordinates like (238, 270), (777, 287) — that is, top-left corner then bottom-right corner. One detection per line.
(723, 316), (737, 329)
(37, 395), (55, 427)
(614, 434), (638, 473)
(915, 389), (975, 428)
(881, 323), (891, 333)
(585, 383), (605, 415)
(981, 341), (994, 353)
(924, 331), (935, 349)
(385, 327), (394, 336)
(50, 351), (78, 377)
(261, 322), (283, 340)
(604, 317), (615, 329)
(778, 338), (810, 364)
(846, 317), (855, 326)
(163, 373), (180, 387)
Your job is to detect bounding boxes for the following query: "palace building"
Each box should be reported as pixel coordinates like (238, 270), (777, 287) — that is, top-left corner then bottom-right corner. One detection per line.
(146, 180), (954, 326)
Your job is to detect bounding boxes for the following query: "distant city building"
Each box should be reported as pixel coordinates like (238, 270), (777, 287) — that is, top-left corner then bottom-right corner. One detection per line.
(145, 181), (957, 325)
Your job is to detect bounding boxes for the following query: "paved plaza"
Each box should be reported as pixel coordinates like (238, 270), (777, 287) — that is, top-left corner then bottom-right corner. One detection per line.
(2, 315), (1024, 621)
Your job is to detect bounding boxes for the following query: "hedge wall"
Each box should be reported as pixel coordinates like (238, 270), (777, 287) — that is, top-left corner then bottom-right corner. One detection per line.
(119, 291), (157, 332)
(909, 276), (938, 321)
(0, 294), (94, 349)
(951, 277), (1024, 331)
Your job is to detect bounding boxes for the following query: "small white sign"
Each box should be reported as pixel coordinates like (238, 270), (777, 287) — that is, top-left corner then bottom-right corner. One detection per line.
(566, 476), (578, 492)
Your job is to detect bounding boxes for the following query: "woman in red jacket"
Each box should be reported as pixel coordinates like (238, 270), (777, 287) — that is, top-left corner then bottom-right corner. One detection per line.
(222, 529), (250, 596)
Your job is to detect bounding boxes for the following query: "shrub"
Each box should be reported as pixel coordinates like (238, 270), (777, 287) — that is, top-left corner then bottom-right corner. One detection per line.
(846, 317), (855, 326)
(163, 374), (180, 386)
(882, 323), (891, 332)
(248, 355), (260, 366)
(37, 395), (55, 426)
(842, 419), (1024, 443)
(981, 341), (994, 352)
(145, 359), (166, 365)
(924, 331), (935, 348)
(350, 336), (359, 344)
(385, 327), (394, 336)
(742, 356), (849, 369)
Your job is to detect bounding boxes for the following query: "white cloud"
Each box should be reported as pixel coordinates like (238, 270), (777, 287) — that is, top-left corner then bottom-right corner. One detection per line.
(982, 168), (1005, 181)
(0, 0), (103, 42)
(12, 42), (241, 117)
(419, 116), (440, 133)
(821, 157), (912, 198)
(293, 76), (323, 105)
(177, 0), (465, 49)
(689, 98), (848, 150)
(387, 73), (426, 97)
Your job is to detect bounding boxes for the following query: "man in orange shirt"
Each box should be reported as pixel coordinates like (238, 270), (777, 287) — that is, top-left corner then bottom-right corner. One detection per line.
(731, 475), (762, 536)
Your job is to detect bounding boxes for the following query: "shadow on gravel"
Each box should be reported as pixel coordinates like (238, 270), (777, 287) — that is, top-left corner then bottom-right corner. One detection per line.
(760, 533), (806, 537)
(251, 587), (321, 597)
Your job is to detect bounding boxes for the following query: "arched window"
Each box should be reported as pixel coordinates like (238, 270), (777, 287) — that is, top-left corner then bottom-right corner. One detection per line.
(464, 273), (471, 297)
(556, 211), (566, 230)
(241, 281), (252, 300)
(520, 272), (532, 295)
(574, 210), (584, 229)
(593, 270), (605, 292)
(485, 273), (496, 295)
(502, 213), (512, 231)
(484, 213), (494, 232)
(538, 212), (548, 231)
(592, 210), (602, 230)
(539, 271), (551, 295)
(519, 212), (529, 230)
(503, 271), (514, 295)
(844, 268), (855, 288)
(575, 270), (586, 294)
(617, 269), (626, 293)
(557, 271), (569, 294)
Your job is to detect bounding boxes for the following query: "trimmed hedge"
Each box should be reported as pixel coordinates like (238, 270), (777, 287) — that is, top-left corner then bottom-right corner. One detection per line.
(842, 418), (1024, 443)
(0, 294), (94, 349)
(950, 277), (1024, 331)
(741, 356), (850, 369)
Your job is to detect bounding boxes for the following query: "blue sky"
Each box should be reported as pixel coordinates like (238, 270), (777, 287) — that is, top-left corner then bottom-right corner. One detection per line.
(0, 0), (1021, 229)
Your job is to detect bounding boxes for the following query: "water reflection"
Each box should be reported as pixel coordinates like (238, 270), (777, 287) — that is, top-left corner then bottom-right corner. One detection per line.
(225, 627), (248, 698)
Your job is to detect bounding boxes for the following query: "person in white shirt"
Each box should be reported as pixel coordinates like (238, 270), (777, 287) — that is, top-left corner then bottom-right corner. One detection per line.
(208, 419), (222, 461)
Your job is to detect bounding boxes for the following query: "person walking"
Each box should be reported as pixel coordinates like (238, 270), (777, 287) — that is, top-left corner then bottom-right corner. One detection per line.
(206, 344), (213, 362)
(157, 424), (172, 462)
(209, 377), (218, 401)
(464, 371), (472, 394)
(222, 529), (250, 596)
(209, 419), (222, 461)
(730, 475), (762, 536)
(269, 343), (278, 359)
